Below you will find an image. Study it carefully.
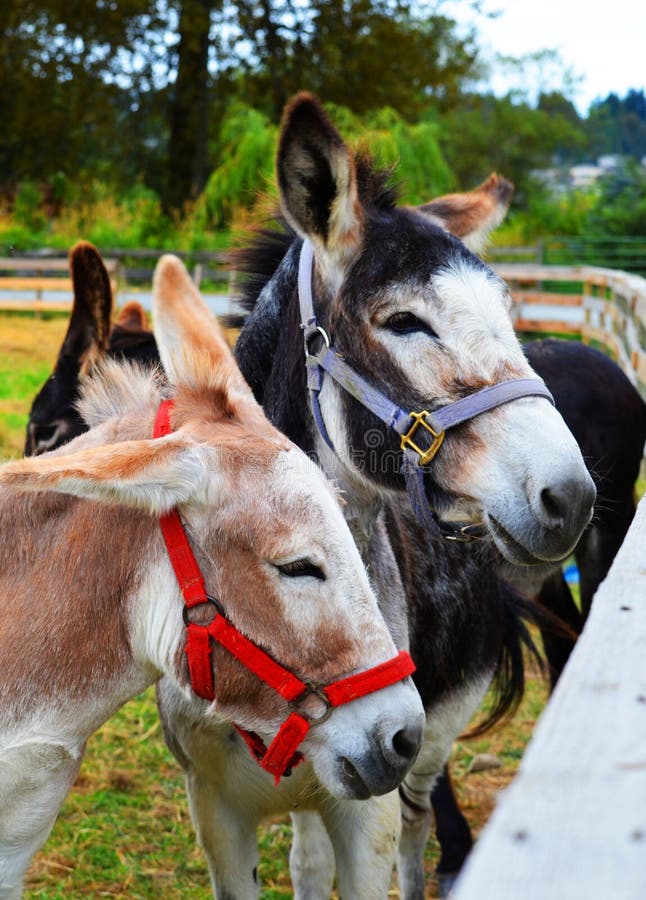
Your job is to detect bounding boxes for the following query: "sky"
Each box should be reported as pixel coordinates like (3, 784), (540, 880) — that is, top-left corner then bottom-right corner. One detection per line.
(446, 0), (646, 114)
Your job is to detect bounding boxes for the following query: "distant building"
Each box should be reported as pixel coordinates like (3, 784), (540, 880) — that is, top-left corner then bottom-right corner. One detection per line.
(597, 154), (621, 171)
(569, 164), (604, 189)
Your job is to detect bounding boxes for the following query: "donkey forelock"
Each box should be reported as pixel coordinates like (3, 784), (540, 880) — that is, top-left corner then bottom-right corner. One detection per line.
(76, 359), (164, 429)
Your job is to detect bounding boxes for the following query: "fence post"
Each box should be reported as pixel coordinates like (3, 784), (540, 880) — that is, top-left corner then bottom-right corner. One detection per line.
(536, 239), (544, 264)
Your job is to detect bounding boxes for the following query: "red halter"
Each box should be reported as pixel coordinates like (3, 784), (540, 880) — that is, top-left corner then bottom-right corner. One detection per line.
(153, 399), (416, 783)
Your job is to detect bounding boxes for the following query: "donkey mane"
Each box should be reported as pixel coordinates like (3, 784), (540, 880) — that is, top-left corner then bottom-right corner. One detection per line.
(231, 153), (398, 317)
(76, 359), (163, 428)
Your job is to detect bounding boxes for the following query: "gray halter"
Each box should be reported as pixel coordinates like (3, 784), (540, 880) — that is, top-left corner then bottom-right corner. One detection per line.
(298, 238), (554, 540)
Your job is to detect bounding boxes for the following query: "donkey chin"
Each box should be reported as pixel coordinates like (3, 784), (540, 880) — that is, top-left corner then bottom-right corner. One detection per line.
(297, 686), (424, 800)
(480, 477), (596, 567)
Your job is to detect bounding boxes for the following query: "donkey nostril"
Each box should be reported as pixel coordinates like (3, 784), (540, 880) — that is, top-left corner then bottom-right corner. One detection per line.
(540, 487), (565, 526)
(391, 724), (423, 764)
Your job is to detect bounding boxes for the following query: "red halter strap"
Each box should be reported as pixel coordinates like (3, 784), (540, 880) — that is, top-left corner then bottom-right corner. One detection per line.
(153, 399), (416, 783)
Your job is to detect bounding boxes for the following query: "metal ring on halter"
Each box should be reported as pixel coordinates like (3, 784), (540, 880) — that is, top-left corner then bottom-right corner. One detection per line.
(304, 325), (330, 358)
(182, 595), (223, 627)
(442, 522), (488, 542)
(289, 681), (334, 725)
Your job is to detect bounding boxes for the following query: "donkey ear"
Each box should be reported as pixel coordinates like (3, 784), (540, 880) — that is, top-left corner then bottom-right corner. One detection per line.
(60, 241), (113, 373)
(0, 436), (211, 514)
(416, 174), (514, 254)
(152, 255), (253, 399)
(114, 300), (149, 331)
(277, 93), (362, 262)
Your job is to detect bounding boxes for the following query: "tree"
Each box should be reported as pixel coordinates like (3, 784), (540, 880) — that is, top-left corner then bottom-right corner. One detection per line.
(587, 161), (646, 235)
(586, 89), (646, 160)
(438, 93), (587, 203)
(165, 0), (218, 211)
(0, 0), (167, 186)
(230, 0), (485, 120)
(2, 0), (594, 218)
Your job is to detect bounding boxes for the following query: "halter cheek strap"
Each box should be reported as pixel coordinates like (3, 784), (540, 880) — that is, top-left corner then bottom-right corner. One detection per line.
(152, 399), (415, 783)
(298, 238), (555, 539)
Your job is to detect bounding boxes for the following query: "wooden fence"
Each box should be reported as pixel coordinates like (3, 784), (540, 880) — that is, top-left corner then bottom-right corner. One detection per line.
(453, 263), (646, 898)
(489, 236), (646, 275)
(494, 263), (646, 400)
(452, 495), (646, 900)
(0, 256), (119, 313)
(0, 249), (229, 314)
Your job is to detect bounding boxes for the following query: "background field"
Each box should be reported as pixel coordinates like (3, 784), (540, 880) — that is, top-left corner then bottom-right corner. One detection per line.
(0, 310), (597, 898)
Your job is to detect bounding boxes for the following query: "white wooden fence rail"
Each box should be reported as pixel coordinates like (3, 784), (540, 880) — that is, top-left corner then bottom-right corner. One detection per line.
(494, 263), (646, 400)
(453, 262), (646, 899)
(452, 495), (646, 900)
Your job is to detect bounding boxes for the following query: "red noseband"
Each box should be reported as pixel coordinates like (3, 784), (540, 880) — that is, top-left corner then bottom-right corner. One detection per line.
(153, 399), (415, 783)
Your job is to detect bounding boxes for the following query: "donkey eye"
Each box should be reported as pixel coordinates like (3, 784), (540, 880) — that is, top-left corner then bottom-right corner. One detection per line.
(34, 424), (59, 444)
(385, 312), (438, 337)
(275, 559), (326, 581)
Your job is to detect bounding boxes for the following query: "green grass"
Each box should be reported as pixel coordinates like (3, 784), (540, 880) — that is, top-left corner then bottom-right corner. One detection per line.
(22, 678), (548, 899)
(0, 312), (71, 458)
(24, 690), (213, 898)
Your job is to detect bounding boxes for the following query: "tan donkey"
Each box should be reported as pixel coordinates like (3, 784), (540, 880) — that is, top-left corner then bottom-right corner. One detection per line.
(0, 256), (424, 899)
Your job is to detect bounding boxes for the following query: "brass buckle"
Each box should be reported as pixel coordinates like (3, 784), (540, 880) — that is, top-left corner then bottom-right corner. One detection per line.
(400, 411), (445, 465)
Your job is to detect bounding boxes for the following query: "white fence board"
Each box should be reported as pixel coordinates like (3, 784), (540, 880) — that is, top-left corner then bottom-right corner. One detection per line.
(493, 264), (646, 401)
(452, 497), (646, 900)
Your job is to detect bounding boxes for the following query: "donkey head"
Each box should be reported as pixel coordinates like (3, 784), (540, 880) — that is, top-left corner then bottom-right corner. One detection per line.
(5, 255), (424, 799)
(276, 94), (595, 566)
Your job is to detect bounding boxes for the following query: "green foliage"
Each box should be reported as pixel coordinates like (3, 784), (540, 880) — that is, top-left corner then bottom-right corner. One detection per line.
(234, 1), (484, 121)
(498, 190), (594, 243)
(49, 182), (172, 249)
(196, 101), (453, 231)
(1, 0), (488, 212)
(0, 1), (168, 189)
(439, 93), (588, 203)
(586, 89), (646, 161)
(330, 105), (453, 203)
(198, 105), (278, 230)
(586, 161), (646, 235)
(4, 0), (645, 219)
(0, 180), (230, 255)
(13, 181), (47, 232)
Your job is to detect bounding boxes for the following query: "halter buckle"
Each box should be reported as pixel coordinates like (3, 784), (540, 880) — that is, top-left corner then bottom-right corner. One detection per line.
(290, 681), (334, 725)
(400, 411), (445, 465)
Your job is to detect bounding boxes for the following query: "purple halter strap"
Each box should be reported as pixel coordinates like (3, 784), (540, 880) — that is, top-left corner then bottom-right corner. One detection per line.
(298, 239), (555, 539)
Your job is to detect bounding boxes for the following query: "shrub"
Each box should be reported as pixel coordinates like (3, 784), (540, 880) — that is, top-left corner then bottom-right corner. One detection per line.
(196, 101), (454, 230)
(13, 181), (47, 232)
(198, 105), (278, 230)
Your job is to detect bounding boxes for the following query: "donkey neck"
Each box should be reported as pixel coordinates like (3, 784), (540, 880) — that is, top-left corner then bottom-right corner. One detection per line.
(0, 485), (183, 739)
(234, 252), (413, 654)
(235, 245), (387, 551)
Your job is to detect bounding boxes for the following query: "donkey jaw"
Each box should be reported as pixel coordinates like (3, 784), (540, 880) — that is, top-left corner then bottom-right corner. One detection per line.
(482, 493), (594, 566)
(485, 513), (570, 566)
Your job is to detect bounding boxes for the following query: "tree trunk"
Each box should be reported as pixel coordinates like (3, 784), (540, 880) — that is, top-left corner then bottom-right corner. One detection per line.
(166, 0), (214, 212)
